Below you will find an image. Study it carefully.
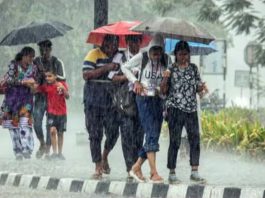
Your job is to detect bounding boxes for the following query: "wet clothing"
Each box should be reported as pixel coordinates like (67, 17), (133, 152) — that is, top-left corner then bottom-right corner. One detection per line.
(108, 50), (144, 172)
(33, 95), (50, 145)
(122, 34), (169, 158)
(166, 63), (202, 113)
(9, 126), (34, 156)
(37, 82), (68, 115)
(83, 48), (119, 163)
(166, 63), (202, 169)
(47, 114), (67, 133)
(33, 56), (66, 145)
(2, 62), (37, 128)
(38, 81), (68, 136)
(167, 107), (200, 168)
(83, 48), (113, 108)
(84, 105), (119, 163)
(2, 61), (37, 157)
(136, 96), (163, 158)
(34, 56), (65, 84)
(119, 112), (144, 171)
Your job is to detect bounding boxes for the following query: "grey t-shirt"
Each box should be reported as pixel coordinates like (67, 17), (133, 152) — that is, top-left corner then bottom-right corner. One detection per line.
(34, 56), (65, 84)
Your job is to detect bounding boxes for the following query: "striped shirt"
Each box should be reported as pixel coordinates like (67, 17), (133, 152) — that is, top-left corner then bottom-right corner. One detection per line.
(82, 48), (114, 108)
(83, 48), (113, 80)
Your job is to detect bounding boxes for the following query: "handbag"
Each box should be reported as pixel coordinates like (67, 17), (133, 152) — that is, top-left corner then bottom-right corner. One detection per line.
(112, 83), (137, 117)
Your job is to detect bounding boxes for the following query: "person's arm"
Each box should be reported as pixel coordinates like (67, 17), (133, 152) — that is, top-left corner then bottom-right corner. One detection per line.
(56, 58), (66, 81)
(83, 63), (118, 80)
(112, 74), (128, 82)
(193, 64), (208, 96)
(31, 83), (45, 94)
(57, 82), (69, 99)
(82, 49), (118, 81)
(121, 53), (144, 95)
(121, 53), (143, 83)
(160, 68), (172, 95)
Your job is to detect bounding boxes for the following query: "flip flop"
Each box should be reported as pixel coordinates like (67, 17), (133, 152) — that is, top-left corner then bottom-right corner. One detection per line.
(129, 170), (145, 183)
(149, 174), (164, 184)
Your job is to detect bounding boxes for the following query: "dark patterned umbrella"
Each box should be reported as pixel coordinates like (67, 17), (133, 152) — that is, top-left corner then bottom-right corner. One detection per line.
(0, 21), (73, 46)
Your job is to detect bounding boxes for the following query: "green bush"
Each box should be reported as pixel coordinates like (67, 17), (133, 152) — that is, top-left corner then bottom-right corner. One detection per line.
(201, 107), (265, 157)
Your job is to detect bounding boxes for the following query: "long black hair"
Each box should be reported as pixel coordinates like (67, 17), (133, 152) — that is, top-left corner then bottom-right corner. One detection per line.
(20, 46), (35, 57)
(14, 52), (22, 62)
(174, 40), (190, 62)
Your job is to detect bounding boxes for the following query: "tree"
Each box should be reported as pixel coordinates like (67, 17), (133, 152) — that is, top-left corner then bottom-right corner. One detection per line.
(148, 0), (265, 63)
(94, 0), (108, 28)
(198, 0), (265, 65)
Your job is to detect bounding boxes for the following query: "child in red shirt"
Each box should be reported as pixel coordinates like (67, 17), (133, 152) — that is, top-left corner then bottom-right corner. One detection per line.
(35, 69), (69, 160)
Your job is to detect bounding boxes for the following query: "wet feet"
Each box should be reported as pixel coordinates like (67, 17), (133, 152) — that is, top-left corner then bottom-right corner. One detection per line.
(15, 153), (23, 161)
(102, 159), (111, 174)
(129, 165), (145, 183)
(129, 170), (145, 183)
(35, 144), (46, 159)
(190, 173), (206, 183)
(149, 172), (163, 184)
(92, 167), (103, 180)
(168, 173), (181, 184)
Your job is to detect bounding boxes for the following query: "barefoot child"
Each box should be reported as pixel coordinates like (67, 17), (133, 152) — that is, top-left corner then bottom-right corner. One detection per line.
(34, 69), (69, 160)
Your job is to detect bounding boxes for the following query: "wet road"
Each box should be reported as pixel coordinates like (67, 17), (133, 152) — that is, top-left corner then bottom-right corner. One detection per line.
(0, 112), (265, 197)
(0, 186), (122, 198)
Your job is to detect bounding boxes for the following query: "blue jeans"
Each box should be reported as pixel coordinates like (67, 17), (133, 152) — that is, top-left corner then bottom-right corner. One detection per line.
(136, 96), (163, 159)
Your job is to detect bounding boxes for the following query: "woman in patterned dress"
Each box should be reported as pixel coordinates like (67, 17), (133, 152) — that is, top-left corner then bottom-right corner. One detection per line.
(2, 47), (37, 160)
(161, 41), (208, 183)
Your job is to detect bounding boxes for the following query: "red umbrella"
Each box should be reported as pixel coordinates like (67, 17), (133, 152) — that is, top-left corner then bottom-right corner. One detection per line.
(87, 21), (151, 48)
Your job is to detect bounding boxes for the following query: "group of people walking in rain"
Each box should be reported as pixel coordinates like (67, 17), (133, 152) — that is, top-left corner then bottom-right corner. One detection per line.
(1, 40), (68, 161)
(0, 28), (208, 184)
(83, 33), (208, 183)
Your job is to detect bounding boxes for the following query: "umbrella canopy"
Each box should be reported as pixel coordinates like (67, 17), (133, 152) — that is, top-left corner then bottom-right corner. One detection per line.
(131, 17), (215, 44)
(165, 38), (217, 56)
(0, 21), (73, 46)
(87, 21), (151, 48)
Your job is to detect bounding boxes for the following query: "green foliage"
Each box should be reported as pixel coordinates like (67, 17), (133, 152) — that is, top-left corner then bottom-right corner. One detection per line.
(201, 108), (265, 157)
(198, 1), (222, 23)
(198, 0), (265, 66)
(222, 0), (252, 12)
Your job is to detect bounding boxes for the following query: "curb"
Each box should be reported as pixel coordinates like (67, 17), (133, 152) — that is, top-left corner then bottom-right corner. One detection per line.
(0, 172), (264, 198)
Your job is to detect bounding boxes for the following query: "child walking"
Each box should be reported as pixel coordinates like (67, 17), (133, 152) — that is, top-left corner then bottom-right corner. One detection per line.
(35, 69), (69, 160)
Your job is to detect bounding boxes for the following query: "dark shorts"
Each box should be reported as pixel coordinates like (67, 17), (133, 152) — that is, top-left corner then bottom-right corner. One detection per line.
(47, 114), (67, 133)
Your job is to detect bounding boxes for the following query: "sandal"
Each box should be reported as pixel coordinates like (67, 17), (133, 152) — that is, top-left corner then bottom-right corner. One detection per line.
(129, 170), (145, 183)
(149, 173), (164, 184)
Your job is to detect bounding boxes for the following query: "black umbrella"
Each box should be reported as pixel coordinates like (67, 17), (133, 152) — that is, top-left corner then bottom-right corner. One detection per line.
(0, 21), (73, 46)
